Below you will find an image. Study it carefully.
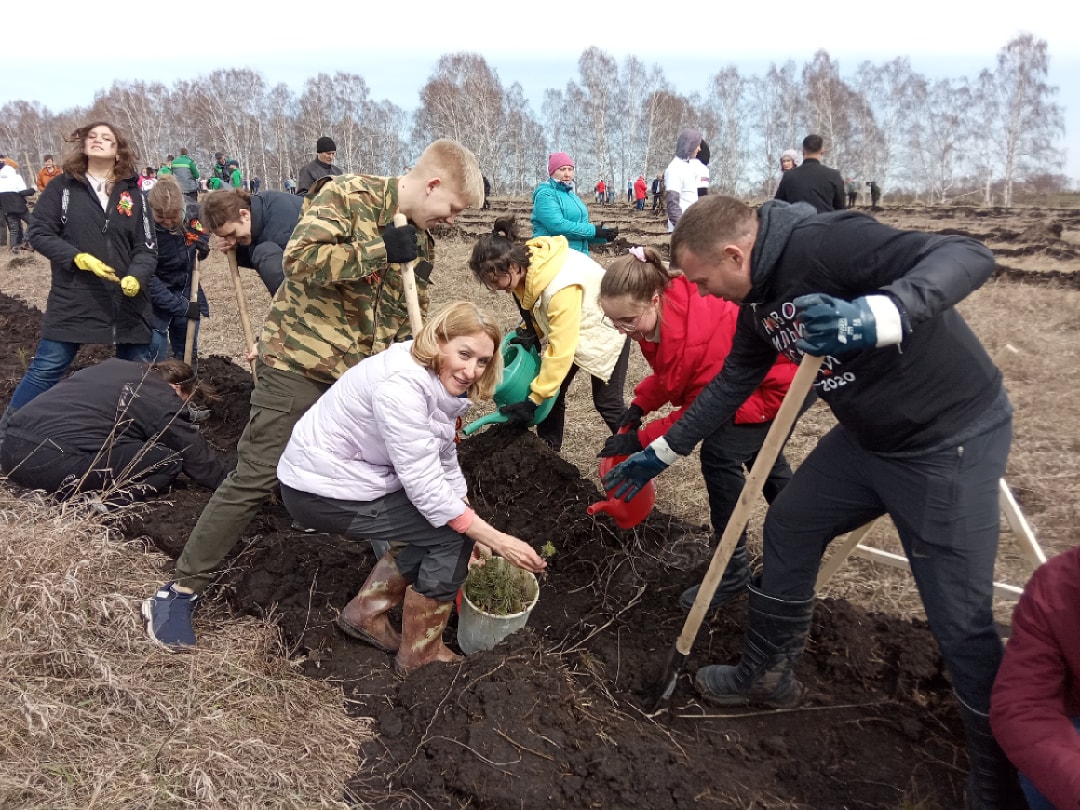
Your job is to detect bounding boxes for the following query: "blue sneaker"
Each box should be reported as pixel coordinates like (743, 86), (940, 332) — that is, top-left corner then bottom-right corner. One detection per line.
(142, 582), (198, 650)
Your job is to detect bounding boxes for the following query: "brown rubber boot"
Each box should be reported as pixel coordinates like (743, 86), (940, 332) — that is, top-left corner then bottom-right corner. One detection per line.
(394, 586), (462, 676)
(336, 553), (408, 653)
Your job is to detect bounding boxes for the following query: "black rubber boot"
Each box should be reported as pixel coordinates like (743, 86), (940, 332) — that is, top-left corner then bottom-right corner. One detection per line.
(679, 538), (750, 613)
(694, 581), (814, 709)
(956, 699), (1026, 810)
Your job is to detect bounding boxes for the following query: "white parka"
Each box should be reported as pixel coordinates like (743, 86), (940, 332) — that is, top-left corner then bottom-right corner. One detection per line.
(277, 341), (472, 528)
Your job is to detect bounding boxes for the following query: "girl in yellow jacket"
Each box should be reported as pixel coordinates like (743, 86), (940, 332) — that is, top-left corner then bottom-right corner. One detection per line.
(469, 217), (630, 451)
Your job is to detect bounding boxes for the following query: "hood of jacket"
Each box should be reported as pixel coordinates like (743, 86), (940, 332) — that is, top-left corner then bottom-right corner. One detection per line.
(747, 199), (816, 297)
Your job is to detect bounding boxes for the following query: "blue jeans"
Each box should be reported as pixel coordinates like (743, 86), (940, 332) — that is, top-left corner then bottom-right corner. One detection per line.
(9, 338), (152, 410)
(149, 317), (200, 364)
(760, 418), (1012, 715)
(1019, 717), (1080, 809)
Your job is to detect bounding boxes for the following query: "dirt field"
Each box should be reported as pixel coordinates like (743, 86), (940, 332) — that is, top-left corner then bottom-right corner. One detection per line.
(1, 199), (1078, 809)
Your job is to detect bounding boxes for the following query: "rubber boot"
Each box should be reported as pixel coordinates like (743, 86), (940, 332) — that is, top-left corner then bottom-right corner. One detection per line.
(956, 699), (1026, 810)
(679, 538), (750, 613)
(394, 586), (462, 676)
(694, 581), (815, 709)
(337, 553), (408, 653)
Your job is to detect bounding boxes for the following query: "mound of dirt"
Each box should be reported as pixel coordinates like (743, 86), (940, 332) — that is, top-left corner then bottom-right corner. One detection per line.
(0, 291), (969, 808)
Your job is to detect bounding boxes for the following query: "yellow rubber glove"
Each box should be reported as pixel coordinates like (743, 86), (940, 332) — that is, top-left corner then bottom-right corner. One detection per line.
(120, 276), (141, 297)
(74, 252), (120, 282)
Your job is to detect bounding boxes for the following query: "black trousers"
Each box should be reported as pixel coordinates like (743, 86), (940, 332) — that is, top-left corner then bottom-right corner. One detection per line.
(536, 338), (631, 452)
(1, 433), (181, 504)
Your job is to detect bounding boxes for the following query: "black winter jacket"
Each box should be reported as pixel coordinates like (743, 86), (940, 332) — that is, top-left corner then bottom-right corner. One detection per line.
(148, 220), (209, 331)
(5, 358), (228, 490)
(666, 208), (1003, 456)
(234, 191), (303, 292)
(774, 158), (847, 213)
(27, 173), (157, 344)
(296, 159), (341, 197)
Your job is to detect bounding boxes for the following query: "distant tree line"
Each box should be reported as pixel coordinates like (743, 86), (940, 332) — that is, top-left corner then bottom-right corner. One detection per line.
(0, 34), (1066, 207)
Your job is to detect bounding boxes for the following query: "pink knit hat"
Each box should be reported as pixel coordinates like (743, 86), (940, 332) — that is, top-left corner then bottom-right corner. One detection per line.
(548, 152), (574, 176)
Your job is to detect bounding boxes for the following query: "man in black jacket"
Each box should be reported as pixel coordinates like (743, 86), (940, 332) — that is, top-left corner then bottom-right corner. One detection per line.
(605, 196), (1022, 809)
(296, 137), (342, 197)
(201, 188), (303, 293)
(774, 134), (846, 212)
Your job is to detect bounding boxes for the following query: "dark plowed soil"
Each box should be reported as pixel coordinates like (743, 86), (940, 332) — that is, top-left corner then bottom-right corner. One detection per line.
(1, 290), (972, 808)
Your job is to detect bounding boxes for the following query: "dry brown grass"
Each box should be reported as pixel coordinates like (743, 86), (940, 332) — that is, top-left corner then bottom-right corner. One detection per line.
(1, 206), (1077, 807)
(0, 487), (363, 809)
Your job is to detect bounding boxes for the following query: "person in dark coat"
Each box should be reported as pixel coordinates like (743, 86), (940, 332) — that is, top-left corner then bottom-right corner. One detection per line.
(605, 195), (1023, 808)
(200, 187), (303, 293)
(296, 137), (342, 197)
(774, 134), (846, 212)
(0, 121), (157, 445)
(145, 175), (210, 364)
(0, 358), (228, 510)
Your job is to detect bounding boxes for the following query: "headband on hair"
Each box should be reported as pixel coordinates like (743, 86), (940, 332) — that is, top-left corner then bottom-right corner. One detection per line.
(173, 372), (198, 387)
(629, 246), (647, 262)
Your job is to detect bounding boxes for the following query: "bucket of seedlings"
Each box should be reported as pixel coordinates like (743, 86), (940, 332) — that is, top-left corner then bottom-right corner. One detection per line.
(457, 556), (540, 654)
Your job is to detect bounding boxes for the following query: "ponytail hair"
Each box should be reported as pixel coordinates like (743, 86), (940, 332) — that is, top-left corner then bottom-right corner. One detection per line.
(600, 245), (677, 304)
(468, 216), (532, 286)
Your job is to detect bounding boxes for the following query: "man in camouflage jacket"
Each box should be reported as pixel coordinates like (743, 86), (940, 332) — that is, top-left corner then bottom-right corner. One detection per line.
(143, 139), (485, 650)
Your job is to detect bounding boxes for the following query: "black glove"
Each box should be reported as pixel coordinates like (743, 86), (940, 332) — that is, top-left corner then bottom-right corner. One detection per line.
(186, 301), (201, 320)
(383, 222), (419, 264)
(595, 223), (619, 242)
(616, 404), (645, 431)
(598, 430), (642, 458)
(499, 398), (538, 429)
(508, 326), (541, 354)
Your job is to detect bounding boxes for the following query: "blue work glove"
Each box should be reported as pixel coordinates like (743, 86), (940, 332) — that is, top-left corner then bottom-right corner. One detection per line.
(499, 398), (538, 429)
(601, 438), (678, 502)
(794, 293), (880, 357)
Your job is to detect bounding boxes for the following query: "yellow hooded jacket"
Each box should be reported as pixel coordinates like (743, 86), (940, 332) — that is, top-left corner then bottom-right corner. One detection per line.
(515, 236), (627, 404)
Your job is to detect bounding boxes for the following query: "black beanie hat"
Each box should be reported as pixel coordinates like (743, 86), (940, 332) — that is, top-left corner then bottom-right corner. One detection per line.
(316, 137), (337, 153)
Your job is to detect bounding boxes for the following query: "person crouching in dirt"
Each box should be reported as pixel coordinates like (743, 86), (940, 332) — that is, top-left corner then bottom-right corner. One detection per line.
(199, 186), (303, 294)
(469, 216), (631, 453)
(141, 139), (484, 652)
(145, 175), (210, 365)
(597, 246), (798, 614)
(602, 195), (1023, 807)
(0, 121), (156, 447)
(277, 302), (547, 674)
(0, 358), (227, 512)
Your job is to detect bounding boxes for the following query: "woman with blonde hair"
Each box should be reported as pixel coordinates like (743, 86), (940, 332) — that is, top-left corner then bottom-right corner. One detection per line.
(146, 175), (209, 363)
(278, 301), (547, 674)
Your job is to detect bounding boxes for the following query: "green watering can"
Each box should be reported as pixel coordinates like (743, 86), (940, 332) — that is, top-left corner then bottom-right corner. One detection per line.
(462, 332), (557, 435)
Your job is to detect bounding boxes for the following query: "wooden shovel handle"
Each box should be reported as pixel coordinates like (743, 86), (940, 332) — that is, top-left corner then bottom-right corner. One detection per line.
(183, 259), (200, 366)
(227, 249), (258, 381)
(392, 213), (423, 336)
(676, 353), (824, 656)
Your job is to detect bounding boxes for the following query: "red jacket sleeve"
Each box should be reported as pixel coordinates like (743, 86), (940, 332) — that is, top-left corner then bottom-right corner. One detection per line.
(991, 553), (1080, 809)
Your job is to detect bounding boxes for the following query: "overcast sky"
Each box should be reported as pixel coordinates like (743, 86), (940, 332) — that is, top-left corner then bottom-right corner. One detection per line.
(3, 0), (1076, 179)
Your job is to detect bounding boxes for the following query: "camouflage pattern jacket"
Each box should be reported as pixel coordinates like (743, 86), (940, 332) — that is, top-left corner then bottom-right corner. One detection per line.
(259, 174), (434, 385)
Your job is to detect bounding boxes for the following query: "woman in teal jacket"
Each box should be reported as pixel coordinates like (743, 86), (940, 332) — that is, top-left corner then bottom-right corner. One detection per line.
(531, 152), (618, 255)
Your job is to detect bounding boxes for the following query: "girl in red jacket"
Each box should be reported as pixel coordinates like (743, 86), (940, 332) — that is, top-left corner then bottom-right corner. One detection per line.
(598, 245), (800, 611)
